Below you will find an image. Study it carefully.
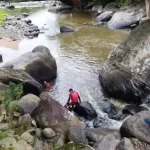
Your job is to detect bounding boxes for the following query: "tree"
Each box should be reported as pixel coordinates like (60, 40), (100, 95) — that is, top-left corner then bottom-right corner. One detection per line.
(145, 0), (150, 19)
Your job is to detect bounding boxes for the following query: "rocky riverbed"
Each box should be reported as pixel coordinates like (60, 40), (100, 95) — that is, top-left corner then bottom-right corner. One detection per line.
(0, 15), (41, 41)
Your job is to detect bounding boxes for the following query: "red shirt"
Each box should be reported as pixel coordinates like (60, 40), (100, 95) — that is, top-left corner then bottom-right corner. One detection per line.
(69, 91), (79, 103)
(45, 82), (51, 89)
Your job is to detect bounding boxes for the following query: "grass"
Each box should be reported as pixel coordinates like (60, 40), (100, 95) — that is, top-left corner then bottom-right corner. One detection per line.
(0, 9), (8, 24)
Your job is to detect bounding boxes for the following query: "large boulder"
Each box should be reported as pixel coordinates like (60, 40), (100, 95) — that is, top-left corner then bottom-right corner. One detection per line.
(0, 68), (42, 95)
(34, 91), (87, 144)
(120, 111), (150, 144)
(2, 45), (57, 84)
(73, 101), (97, 120)
(108, 3), (146, 29)
(99, 20), (150, 103)
(17, 94), (41, 115)
(122, 105), (148, 115)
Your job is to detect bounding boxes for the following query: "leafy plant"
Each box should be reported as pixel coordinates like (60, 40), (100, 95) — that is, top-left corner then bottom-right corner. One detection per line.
(0, 132), (7, 140)
(0, 9), (8, 24)
(3, 82), (23, 108)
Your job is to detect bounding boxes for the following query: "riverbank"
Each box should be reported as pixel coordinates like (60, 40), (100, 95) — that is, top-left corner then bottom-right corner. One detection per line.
(0, 39), (19, 50)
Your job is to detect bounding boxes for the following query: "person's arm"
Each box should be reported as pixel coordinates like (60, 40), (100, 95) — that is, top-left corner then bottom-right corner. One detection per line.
(67, 97), (70, 105)
(78, 95), (81, 103)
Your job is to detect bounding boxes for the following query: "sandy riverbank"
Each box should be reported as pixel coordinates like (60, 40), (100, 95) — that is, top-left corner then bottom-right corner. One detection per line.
(0, 39), (19, 50)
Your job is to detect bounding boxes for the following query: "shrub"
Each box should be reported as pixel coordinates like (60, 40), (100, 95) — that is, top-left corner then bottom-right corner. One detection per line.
(0, 132), (7, 140)
(3, 82), (23, 108)
(0, 9), (8, 24)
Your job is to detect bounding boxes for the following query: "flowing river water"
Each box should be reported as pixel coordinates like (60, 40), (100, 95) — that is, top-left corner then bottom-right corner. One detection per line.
(0, 3), (129, 128)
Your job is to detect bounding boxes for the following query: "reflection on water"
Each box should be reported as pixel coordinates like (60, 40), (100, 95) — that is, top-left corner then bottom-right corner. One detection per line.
(0, 8), (128, 128)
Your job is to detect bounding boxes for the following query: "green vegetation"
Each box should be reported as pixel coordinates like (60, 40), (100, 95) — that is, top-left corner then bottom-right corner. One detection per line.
(3, 82), (23, 108)
(0, 132), (7, 140)
(0, 9), (8, 24)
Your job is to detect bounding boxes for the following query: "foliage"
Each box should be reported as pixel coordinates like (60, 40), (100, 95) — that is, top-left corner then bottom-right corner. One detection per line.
(0, 9), (8, 24)
(3, 82), (23, 108)
(0, 132), (7, 140)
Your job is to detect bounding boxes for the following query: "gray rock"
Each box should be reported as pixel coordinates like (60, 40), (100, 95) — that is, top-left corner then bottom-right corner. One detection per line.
(108, 3), (146, 29)
(68, 125), (87, 144)
(5, 5), (15, 10)
(120, 111), (150, 144)
(18, 114), (32, 127)
(93, 133), (120, 150)
(0, 54), (3, 62)
(92, 5), (103, 13)
(60, 26), (75, 33)
(93, 22), (104, 27)
(0, 123), (9, 131)
(2, 46), (57, 84)
(25, 20), (32, 24)
(48, 5), (72, 14)
(42, 128), (56, 139)
(73, 101), (97, 120)
(34, 91), (86, 144)
(22, 13), (29, 17)
(35, 128), (42, 138)
(86, 128), (117, 143)
(17, 94), (41, 115)
(31, 31), (39, 37)
(131, 138), (150, 150)
(21, 132), (34, 146)
(33, 138), (43, 150)
(117, 138), (134, 150)
(122, 105), (148, 115)
(96, 11), (114, 22)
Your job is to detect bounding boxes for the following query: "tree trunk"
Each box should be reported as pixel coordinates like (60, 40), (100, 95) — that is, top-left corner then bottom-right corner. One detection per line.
(145, 0), (150, 19)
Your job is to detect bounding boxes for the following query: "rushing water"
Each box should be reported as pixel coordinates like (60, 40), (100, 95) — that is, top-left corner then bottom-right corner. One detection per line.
(0, 5), (129, 128)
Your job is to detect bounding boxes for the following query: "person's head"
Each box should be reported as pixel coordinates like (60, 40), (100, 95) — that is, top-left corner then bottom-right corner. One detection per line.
(44, 81), (46, 84)
(69, 88), (73, 92)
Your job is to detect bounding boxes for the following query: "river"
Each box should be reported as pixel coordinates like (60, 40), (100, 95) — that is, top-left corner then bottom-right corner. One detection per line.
(0, 4), (129, 128)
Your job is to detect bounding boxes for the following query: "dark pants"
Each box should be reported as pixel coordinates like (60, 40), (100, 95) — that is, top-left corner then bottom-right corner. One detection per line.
(67, 102), (79, 111)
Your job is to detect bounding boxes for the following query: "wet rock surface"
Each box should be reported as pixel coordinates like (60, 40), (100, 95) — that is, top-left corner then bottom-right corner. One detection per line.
(73, 101), (97, 120)
(0, 16), (40, 41)
(60, 25), (75, 33)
